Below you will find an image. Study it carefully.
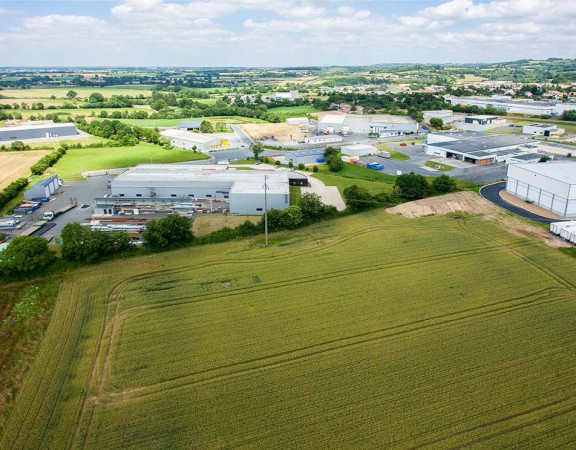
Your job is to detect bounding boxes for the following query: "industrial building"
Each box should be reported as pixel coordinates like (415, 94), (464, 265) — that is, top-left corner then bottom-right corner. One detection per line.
(24, 175), (62, 200)
(108, 164), (290, 214)
(425, 131), (539, 165)
(506, 161), (576, 218)
(283, 149), (325, 165)
(464, 115), (505, 125)
(341, 144), (377, 157)
(446, 95), (576, 117)
(0, 123), (78, 142)
(423, 110), (454, 123)
(178, 121), (202, 131)
(304, 135), (343, 145)
(318, 114), (419, 135)
(522, 124), (565, 137)
(161, 129), (226, 152)
(285, 117), (309, 125)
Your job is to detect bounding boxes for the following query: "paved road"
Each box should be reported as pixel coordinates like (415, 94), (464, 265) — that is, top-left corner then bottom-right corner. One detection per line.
(302, 176), (346, 211)
(480, 182), (556, 224)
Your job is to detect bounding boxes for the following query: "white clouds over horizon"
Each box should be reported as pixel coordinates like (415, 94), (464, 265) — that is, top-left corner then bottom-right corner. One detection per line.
(0, 0), (574, 66)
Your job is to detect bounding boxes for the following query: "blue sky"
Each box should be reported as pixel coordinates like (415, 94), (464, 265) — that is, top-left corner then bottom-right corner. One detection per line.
(0, 0), (574, 67)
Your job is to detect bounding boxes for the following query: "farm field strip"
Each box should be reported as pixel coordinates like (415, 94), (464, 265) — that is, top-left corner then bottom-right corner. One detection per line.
(0, 150), (50, 189)
(3, 211), (576, 449)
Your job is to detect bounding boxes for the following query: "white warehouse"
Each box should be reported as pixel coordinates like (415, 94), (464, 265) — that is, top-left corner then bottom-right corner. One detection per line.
(161, 129), (224, 152)
(110, 164), (290, 214)
(318, 114), (418, 134)
(506, 161), (576, 218)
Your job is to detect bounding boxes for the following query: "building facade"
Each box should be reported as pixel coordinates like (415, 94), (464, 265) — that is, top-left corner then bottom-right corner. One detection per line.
(506, 162), (576, 218)
(0, 123), (78, 142)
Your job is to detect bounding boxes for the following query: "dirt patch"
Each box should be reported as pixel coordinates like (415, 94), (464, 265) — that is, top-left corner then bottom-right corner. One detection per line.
(500, 190), (562, 219)
(192, 215), (260, 237)
(0, 150), (51, 189)
(239, 123), (307, 141)
(387, 191), (571, 248)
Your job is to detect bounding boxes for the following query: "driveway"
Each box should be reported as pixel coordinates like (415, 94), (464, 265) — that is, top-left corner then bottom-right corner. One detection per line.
(302, 176), (346, 211)
(480, 182), (556, 224)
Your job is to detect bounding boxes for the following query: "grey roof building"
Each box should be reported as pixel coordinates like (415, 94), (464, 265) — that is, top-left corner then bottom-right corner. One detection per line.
(24, 175), (62, 200)
(0, 123), (78, 142)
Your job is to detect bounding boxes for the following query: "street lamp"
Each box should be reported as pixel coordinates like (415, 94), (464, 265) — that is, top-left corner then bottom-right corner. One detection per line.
(264, 174), (268, 247)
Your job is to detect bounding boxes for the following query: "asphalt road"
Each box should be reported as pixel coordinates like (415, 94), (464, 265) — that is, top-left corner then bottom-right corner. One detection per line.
(480, 182), (556, 224)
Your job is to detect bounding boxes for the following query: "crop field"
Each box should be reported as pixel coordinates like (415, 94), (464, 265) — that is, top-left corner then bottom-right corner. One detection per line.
(3, 209), (576, 448)
(267, 105), (320, 116)
(117, 116), (268, 127)
(51, 143), (209, 180)
(0, 150), (50, 189)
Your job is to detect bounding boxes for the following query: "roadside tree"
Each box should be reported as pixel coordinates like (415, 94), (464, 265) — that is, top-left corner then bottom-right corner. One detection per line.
(143, 215), (193, 251)
(431, 175), (457, 194)
(200, 120), (214, 133)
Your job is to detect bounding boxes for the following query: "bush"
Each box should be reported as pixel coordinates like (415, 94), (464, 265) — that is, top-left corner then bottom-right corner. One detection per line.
(0, 236), (55, 276)
(30, 147), (66, 175)
(394, 172), (429, 199)
(143, 215), (193, 251)
(431, 175), (457, 194)
(0, 178), (28, 210)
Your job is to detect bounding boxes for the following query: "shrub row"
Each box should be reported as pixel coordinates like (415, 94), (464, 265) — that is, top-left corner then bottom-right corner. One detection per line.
(0, 178), (28, 210)
(30, 148), (67, 176)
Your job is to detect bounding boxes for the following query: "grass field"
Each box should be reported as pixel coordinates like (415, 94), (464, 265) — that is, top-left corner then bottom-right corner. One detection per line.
(192, 215), (260, 236)
(50, 144), (209, 180)
(3, 209), (576, 448)
(0, 150), (50, 189)
(0, 87), (153, 99)
(425, 160), (454, 171)
(378, 144), (410, 160)
(117, 116), (268, 127)
(267, 105), (319, 116)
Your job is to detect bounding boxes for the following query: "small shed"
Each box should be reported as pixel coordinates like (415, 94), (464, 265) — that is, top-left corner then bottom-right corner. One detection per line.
(24, 175), (61, 200)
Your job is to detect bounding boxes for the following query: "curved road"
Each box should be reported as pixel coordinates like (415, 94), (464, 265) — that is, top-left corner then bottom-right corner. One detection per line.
(480, 182), (556, 224)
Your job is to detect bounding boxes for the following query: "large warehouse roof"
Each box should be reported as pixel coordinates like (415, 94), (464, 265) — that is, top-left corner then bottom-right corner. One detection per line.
(0, 122), (76, 133)
(113, 165), (289, 194)
(320, 114), (416, 125)
(510, 161), (576, 184)
(432, 135), (528, 153)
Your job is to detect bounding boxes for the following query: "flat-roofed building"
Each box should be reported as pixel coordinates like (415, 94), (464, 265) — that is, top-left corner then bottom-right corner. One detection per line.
(522, 123), (565, 137)
(109, 164), (289, 214)
(318, 114), (418, 135)
(506, 161), (576, 218)
(0, 123), (78, 142)
(161, 129), (224, 152)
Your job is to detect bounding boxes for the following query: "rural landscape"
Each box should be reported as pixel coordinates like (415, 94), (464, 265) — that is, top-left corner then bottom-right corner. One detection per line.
(2, 0), (576, 448)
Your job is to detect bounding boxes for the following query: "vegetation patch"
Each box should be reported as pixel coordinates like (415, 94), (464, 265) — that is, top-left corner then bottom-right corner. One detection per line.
(3, 211), (576, 448)
(425, 160), (454, 171)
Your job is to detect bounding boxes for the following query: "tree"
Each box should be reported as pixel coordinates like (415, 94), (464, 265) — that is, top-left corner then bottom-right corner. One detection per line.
(327, 157), (344, 172)
(394, 172), (429, 199)
(429, 118), (444, 129)
(0, 236), (55, 276)
(66, 90), (78, 99)
(299, 192), (325, 220)
(200, 120), (214, 133)
(343, 185), (377, 211)
(251, 141), (264, 160)
(143, 215), (193, 251)
(431, 175), (457, 193)
(61, 223), (110, 263)
(88, 92), (105, 104)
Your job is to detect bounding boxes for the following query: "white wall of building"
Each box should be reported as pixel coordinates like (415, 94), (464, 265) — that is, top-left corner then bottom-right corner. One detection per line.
(506, 163), (576, 218)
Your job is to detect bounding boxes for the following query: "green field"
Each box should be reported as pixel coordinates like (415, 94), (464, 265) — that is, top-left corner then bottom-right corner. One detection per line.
(51, 143), (209, 180)
(2, 209), (576, 448)
(0, 87), (153, 99)
(117, 116), (268, 127)
(267, 105), (319, 116)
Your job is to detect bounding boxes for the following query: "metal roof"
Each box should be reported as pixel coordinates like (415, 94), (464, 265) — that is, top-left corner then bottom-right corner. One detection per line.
(178, 121), (202, 128)
(510, 161), (576, 184)
(0, 123), (76, 133)
(431, 135), (528, 153)
(291, 149), (325, 157)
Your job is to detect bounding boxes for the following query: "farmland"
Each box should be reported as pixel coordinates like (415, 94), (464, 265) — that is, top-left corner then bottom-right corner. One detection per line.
(2, 208), (576, 448)
(0, 150), (50, 189)
(51, 143), (209, 180)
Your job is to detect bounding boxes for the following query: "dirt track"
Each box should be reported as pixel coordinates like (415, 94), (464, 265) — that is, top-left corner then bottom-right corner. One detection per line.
(238, 123), (307, 141)
(387, 191), (570, 248)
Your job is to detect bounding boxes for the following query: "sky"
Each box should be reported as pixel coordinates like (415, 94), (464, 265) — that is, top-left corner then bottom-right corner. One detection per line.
(0, 0), (575, 67)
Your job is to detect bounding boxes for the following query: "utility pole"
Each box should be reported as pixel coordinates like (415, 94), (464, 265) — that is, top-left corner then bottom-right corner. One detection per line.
(264, 174), (268, 247)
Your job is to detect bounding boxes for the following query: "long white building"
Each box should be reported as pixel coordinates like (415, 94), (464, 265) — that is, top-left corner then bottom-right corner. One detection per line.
(506, 161), (576, 218)
(446, 95), (576, 117)
(109, 164), (290, 214)
(318, 114), (419, 134)
(161, 129), (224, 152)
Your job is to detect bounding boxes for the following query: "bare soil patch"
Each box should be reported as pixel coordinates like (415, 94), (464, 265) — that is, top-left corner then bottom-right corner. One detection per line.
(0, 150), (51, 189)
(387, 191), (570, 248)
(192, 215), (260, 236)
(238, 123), (307, 141)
